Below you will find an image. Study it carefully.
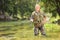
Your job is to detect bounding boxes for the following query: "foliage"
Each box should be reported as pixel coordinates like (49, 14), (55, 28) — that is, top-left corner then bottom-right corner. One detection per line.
(42, 0), (60, 17)
(0, 0), (60, 19)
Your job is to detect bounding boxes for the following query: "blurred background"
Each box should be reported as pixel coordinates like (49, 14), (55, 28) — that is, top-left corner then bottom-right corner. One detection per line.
(0, 0), (60, 40)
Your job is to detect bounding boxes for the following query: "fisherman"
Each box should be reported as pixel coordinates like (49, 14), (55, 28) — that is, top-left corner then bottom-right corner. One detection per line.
(30, 4), (47, 36)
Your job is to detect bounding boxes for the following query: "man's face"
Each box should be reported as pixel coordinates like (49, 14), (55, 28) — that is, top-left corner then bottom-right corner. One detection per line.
(35, 4), (40, 12)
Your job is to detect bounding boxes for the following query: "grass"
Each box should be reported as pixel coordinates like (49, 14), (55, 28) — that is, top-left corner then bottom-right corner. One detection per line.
(0, 20), (60, 40)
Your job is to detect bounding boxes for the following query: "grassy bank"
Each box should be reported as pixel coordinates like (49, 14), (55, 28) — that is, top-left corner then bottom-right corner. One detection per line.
(0, 20), (60, 40)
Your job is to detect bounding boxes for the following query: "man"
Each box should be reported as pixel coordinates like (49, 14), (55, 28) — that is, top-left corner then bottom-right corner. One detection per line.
(30, 4), (47, 36)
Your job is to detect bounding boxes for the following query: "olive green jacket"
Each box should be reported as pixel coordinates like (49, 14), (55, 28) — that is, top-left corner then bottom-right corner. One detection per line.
(31, 11), (46, 27)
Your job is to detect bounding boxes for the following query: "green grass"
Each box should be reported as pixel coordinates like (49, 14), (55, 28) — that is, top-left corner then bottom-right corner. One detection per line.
(0, 20), (60, 40)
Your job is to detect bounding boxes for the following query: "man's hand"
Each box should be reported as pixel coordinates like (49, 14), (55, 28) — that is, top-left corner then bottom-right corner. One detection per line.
(42, 16), (50, 24)
(30, 18), (33, 22)
(42, 17), (47, 24)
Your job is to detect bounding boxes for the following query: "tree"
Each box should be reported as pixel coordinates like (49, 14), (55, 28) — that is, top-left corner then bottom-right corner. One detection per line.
(18, 0), (36, 19)
(42, 0), (60, 17)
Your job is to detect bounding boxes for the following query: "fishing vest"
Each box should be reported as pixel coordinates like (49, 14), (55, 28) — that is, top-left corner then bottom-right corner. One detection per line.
(31, 11), (45, 27)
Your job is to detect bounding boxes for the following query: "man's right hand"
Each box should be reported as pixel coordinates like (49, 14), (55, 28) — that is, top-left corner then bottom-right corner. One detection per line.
(30, 18), (33, 22)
